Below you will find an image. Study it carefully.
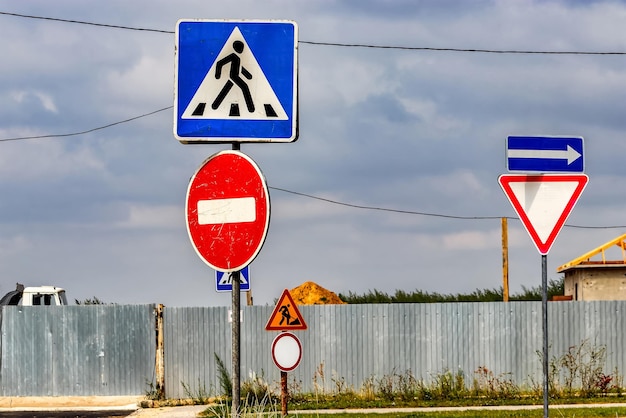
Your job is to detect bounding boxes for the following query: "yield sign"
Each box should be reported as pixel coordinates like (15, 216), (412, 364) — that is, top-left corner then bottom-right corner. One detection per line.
(265, 289), (307, 331)
(186, 150), (270, 272)
(498, 174), (588, 255)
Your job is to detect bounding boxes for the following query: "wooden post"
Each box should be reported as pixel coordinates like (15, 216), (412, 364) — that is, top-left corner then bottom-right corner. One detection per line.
(502, 217), (509, 302)
(155, 304), (165, 399)
(281, 371), (288, 416)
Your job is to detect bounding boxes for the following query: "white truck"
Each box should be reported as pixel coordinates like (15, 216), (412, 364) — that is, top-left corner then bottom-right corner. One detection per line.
(0, 283), (68, 306)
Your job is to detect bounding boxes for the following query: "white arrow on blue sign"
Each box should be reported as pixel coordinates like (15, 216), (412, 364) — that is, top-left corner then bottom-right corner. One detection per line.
(174, 20), (298, 143)
(216, 266), (250, 292)
(506, 136), (584, 173)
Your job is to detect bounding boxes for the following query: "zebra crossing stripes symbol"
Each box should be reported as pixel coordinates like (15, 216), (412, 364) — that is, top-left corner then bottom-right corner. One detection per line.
(182, 27), (288, 121)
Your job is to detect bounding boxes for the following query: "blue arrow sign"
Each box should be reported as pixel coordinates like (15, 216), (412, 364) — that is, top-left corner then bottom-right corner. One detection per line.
(506, 136), (584, 173)
(174, 20), (298, 143)
(216, 266), (250, 292)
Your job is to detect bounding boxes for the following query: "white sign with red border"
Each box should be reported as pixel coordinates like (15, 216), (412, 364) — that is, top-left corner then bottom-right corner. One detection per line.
(498, 174), (588, 255)
(271, 332), (302, 372)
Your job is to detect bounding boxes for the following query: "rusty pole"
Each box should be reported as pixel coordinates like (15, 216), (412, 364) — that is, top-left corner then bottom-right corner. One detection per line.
(281, 371), (288, 416)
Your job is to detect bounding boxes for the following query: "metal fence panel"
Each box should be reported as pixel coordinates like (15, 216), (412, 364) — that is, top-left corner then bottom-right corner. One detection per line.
(0, 305), (156, 396)
(1, 301), (624, 399)
(163, 301), (626, 398)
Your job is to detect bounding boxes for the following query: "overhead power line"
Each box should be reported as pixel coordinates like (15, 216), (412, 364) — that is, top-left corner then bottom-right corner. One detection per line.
(1, 11), (624, 230)
(0, 11), (173, 34)
(301, 40), (626, 55)
(270, 186), (496, 220)
(0, 106), (172, 142)
(2, 11), (625, 56)
(269, 187), (626, 230)
(0, 103), (621, 230)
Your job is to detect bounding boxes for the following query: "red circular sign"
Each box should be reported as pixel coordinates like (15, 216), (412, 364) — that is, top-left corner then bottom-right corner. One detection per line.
(186, 150), (270, 272)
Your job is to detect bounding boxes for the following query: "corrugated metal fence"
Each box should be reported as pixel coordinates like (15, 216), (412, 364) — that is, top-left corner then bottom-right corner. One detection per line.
(0, 305), (156, 396)
(0, 302), (624, 398)
(163, 301), (626, 398)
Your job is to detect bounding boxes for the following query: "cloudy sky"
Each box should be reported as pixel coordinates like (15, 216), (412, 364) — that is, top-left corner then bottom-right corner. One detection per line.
(0, 0), (625, 307)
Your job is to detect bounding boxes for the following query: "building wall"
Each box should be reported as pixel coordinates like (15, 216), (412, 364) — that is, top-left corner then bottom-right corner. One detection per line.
(564, 267), (626, 301)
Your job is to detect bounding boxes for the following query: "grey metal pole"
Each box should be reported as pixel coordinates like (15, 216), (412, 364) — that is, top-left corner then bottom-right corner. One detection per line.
(232, 270), (241, 418)
(231, 142), (241, 418)
(542, 254), (549, 418)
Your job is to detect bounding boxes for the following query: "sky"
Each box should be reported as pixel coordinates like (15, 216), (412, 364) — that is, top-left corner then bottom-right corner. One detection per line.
(0, 0), (625, 307)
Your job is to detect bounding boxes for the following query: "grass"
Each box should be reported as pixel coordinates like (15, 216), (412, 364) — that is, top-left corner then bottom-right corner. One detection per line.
(198, 394), (626, 417)
(291, 409), (626, 417)
(191, 343), (626, 417)
(198, 405), (626, 417)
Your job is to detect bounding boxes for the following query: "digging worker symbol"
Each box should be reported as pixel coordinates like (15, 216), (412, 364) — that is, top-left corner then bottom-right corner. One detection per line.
(211, 40), (255, 113)
(279, 304), (301, 326)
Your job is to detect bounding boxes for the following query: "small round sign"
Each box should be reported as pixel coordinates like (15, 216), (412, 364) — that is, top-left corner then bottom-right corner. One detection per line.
(271, 332), (302, 372)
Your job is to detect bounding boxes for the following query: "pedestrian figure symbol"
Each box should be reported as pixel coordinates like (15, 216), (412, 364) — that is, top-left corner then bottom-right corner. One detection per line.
(211, 40), (255, 114)
(182, 27), (288, 121)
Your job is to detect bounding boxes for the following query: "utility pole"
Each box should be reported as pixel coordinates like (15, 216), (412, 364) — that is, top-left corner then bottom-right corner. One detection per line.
(502, 217), (509, 302)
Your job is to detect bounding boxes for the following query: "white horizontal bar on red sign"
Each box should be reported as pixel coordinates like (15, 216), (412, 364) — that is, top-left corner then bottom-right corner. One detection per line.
(197, 197), (256, 225)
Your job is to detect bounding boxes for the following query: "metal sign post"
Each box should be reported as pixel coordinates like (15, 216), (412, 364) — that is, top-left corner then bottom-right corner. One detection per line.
(270, 332), (303, 417)
(541, 255), (548, 418)
(266, 292), (306, 417)
(176, 19), (298, 418)
(231, 142), (241, 418)
(280, 370), (288, 416)
(499, 135), (589, 418)
(231, 269), (240, 417)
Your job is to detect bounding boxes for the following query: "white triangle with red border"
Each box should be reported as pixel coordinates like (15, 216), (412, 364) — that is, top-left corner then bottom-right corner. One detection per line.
(499, 174), (588, 254)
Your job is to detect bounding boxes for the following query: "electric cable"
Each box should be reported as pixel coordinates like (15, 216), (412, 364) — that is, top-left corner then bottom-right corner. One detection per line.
(1, 11), (625, 55)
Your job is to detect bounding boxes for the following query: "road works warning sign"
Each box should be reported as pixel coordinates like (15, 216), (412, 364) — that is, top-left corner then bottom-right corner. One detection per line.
(265, 289), (307, 331)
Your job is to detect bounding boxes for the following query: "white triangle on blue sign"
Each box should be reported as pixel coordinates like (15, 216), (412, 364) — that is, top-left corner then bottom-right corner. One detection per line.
(182, 26), (287, 121)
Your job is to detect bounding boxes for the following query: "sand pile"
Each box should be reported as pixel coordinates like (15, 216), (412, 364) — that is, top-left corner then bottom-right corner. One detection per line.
(290, 281), (345, 305)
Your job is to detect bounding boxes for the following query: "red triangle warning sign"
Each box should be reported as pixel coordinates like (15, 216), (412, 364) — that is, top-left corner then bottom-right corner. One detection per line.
(499, 174), (588, 255)
(265, 289), (307, 331)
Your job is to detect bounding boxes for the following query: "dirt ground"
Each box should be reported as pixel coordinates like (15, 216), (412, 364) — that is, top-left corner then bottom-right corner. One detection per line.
(0, 397), (206, 417)
(0, 396), (141, 408)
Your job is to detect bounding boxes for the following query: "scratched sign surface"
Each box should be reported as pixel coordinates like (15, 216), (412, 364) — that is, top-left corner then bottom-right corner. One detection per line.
(186, 150), (270, 272)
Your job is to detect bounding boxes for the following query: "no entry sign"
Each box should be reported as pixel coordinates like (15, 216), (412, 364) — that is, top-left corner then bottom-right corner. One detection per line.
(186, 150), (270, 272)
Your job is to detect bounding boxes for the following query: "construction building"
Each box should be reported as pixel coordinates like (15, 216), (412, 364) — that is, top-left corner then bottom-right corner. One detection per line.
(557, 233), (626, 301)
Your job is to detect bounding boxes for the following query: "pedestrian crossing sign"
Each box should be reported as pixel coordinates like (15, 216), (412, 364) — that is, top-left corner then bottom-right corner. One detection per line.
(174, 20), (298, 143)
(216, 266), (250, 292)
(265, 289), (307, 331)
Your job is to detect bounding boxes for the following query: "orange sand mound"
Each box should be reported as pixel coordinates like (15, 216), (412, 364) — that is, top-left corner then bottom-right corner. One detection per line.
(290, 281), (345, 305)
